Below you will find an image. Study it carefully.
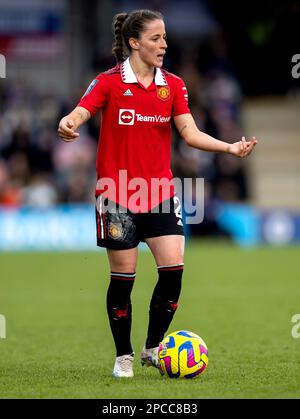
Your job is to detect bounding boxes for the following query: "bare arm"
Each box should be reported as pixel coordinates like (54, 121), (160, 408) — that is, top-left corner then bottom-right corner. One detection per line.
(174, 113), (258, 157)
(57, 106), (91, 142)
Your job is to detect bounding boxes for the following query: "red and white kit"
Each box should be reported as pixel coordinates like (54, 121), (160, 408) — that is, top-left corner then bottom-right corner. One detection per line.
(78, 57), (190, 212)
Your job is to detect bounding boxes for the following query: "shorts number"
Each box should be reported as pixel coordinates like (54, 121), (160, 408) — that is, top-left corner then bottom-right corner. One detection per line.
(173, 196), (182, 219)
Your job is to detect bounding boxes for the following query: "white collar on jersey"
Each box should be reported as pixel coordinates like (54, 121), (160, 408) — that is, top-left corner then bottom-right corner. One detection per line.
(121, 57), (168, 86)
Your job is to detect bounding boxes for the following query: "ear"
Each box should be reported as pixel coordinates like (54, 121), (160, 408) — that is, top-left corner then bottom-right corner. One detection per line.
(129, 37), (140, 50)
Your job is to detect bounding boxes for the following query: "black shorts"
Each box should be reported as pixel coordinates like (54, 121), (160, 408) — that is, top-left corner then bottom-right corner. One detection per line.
(95, 196), (184, 250)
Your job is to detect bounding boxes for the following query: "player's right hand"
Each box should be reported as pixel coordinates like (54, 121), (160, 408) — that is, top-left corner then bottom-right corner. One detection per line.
(57, 118), (80, 142)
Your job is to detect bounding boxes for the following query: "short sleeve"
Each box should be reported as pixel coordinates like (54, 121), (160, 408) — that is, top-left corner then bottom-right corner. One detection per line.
(77, 74), (109, 116)
(172, 77), (191, 117)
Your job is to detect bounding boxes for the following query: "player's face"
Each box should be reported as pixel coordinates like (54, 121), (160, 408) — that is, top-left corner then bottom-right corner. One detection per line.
(135, 19), (167, 67)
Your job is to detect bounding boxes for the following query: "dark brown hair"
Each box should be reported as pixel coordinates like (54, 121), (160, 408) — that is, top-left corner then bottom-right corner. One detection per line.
(112, 9), (164, 64)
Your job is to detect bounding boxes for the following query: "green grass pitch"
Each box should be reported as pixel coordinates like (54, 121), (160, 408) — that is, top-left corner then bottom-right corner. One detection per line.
(0, 240), (299, 399)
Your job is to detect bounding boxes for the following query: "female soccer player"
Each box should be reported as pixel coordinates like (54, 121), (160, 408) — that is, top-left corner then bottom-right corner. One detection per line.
(58, 10), (257, 378)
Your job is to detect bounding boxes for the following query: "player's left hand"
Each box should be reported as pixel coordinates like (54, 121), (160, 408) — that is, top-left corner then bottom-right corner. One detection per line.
(228, 136), (258, 158)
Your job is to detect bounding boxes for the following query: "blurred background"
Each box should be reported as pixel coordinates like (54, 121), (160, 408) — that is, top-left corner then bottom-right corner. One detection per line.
(0, 0), (300, 250)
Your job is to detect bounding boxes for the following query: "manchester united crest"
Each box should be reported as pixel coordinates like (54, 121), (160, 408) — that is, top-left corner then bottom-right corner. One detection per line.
(108, 222), (123, 239)
(157, 86), (170, 101)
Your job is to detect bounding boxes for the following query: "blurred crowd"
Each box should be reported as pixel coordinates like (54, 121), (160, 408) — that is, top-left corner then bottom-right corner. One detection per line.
(0, 44), (249, 235)
(0, 80), (97, 207)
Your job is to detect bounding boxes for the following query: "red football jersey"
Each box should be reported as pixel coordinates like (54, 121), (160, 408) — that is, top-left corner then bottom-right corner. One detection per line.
(78, 58), (190, 212)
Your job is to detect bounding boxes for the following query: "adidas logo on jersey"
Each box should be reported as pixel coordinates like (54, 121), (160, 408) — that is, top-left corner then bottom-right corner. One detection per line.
(123, 89), (133, 96)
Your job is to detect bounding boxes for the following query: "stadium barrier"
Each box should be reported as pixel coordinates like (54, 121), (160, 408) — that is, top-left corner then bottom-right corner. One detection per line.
(0, 204), (299, 251)
(217, 204), (300, 247)
(0, 204), (96, 251)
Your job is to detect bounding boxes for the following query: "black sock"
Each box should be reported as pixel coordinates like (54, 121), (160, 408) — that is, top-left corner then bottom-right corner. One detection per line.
(106, 272), (135, 357)
(146, 264), (184, 349)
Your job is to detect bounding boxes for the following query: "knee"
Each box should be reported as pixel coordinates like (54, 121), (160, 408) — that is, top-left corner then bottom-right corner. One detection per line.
(107, 249), (137, 273)
(110, 261), (137, 273)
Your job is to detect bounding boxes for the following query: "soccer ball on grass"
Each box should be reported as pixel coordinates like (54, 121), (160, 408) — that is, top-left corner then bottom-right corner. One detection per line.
(158, 330), (208, 378)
